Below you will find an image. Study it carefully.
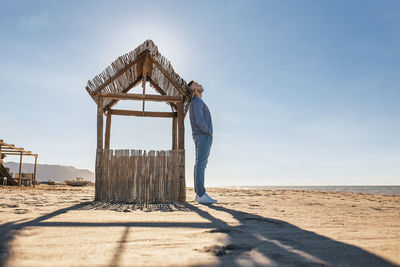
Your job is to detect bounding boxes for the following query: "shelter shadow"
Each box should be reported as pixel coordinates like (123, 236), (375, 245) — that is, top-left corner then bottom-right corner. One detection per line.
(0, 202), (397, 267)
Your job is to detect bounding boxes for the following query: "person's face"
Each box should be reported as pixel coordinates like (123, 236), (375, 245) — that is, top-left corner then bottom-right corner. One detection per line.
(193, 81), (204, 94)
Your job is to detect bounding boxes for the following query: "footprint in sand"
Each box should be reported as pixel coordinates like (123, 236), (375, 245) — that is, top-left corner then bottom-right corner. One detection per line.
(206, 228), (243, 234)
(18, 230), (39, 237)
(196, 244), (254, 256)
(240, 216), (284, 227)
(2, 204), (19, 208)
(14, 208), (29, 214)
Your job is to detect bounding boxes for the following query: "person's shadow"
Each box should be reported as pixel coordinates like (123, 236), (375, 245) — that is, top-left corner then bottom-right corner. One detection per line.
(187, 203), (398, 266)
(0, 201), (397, 267)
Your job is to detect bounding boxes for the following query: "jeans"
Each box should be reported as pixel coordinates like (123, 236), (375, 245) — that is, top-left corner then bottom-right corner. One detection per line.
(193, 134), (213, 197)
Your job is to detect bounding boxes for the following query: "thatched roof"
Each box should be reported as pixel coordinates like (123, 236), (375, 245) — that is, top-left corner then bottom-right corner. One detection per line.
(85, 40), (191, 113)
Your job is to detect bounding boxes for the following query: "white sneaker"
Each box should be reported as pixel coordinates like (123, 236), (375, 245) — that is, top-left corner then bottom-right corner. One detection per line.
(195, 193), (217, 204)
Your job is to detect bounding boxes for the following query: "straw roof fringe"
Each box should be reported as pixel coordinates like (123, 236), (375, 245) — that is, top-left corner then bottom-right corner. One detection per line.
(86, 40), (189, 109)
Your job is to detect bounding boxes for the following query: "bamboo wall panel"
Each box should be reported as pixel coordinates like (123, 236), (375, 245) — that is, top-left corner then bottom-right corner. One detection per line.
(96, 149), (185, 202)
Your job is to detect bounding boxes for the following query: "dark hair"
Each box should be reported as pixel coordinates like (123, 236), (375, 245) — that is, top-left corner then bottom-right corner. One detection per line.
(187, 80), (194, 89)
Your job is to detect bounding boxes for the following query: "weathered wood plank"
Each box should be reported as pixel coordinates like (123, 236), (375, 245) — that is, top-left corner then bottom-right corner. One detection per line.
(97, 98), (104, 151)
(1, 152), (35, 156)
(179, 150), (186, 202)
(0, 141), (37, 157)
(171, 150), (177, 201)
(18, 152), (23, 186)
(103, 75), (143, 111)
(95, 98), (104, 200)
(98, 92), (181, 102)
(110, 109), (177, 118)
(167, 151), (172, 200)
(178, 101), (185, 150)
(147, 77), (178, 110)
(105, 112), (111, 150)
(154, 151), (160, 201)
(142, 54), (148, 112)
(33, 156), (38, 186)
(172, 115), (177, 150)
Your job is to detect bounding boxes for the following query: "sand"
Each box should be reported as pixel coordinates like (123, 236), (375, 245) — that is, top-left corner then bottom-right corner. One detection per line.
(0, 185), (399, 267)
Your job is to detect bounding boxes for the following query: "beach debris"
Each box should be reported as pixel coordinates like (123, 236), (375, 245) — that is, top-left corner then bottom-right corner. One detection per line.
(65, 177), (91, 186)
(14, 208), (29, 214)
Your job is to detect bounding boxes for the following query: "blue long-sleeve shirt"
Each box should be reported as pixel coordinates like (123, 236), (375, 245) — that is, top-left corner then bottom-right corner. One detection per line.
(189, 96), (213, 137)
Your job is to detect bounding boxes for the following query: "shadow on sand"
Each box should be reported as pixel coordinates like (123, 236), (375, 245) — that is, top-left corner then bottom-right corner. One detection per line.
(0, 201), (398, 267)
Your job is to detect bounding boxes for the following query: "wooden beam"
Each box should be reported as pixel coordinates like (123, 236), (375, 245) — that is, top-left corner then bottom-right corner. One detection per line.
(142, 54), (148, 112)
(147, 77), (178, 110)
(172, 115), (177, 150)
(91, 51), (147, 96)
(97, 98), (104, 151)
(0, 141), (36, 156)
(148, 55), (188, 99)
(105, 112), (111, 150)
(1, 152), (34, 156)
(18, 152), (22, 186)
(103, 75), (142, 112)
(1, 149), (32, 153)
(98, 92), (181, 102)
(110, 109), (177, 118)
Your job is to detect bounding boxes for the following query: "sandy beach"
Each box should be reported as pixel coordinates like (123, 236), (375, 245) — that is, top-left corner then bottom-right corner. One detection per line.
(0, 185), (399, 267)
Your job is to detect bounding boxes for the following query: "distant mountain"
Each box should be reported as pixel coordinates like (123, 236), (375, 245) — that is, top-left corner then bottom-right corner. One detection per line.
(3, 162), (94, 183)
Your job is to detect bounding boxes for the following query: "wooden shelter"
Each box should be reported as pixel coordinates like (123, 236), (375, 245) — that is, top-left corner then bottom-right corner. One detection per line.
(85, 40), (191, 202)
(0, 139), (38, 186)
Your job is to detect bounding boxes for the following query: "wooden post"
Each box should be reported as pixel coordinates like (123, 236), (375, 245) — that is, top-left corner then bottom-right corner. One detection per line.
(105, 111), (111, 150)
(96, 97), (104, 201)
(33, 156), (37, 187)
(97, 98), (104, 151)
(18, 152), (23, 186)
(172, 115), (177, 150)
(177, 101), (184, 150)
(177, 100), (186, 201)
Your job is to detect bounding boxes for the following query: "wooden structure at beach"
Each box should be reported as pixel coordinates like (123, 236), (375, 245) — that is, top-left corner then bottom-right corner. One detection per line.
(0, 139), (38, 186)
(85, 40), (191, 202)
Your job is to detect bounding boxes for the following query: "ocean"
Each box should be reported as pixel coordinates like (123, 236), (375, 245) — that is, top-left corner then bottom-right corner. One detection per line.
(224, 186), (400, 195)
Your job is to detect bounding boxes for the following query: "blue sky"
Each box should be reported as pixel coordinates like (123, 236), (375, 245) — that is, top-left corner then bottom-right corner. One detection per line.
(1, 0), (399, 185)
